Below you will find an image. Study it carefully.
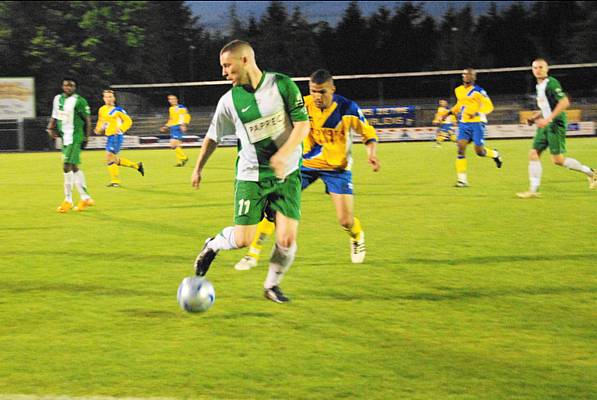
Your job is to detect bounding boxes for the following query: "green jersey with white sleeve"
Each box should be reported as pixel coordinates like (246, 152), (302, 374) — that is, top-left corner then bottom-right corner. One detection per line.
(536, 76), (567, 124)
(51, 93), (91, 146)
(206, 72), (308, 181)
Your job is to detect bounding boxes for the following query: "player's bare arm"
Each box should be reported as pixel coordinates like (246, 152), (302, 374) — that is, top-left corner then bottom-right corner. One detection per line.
(46, 117), (58, 138)
(366, 141), (380, 172)
(535, 97), (570, 128)
(269, 120), (310, 178)
(192, 137), (218, 189)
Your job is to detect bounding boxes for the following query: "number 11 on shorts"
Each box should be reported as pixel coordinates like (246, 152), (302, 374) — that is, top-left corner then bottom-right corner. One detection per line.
(238, 199), (251, 216)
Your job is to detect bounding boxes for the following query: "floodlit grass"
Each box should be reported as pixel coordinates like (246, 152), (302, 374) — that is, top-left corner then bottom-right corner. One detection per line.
(1, 139), (596, 399)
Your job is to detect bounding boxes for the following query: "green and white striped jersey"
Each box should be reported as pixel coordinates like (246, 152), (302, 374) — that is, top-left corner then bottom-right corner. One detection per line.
(536, 76), (567, 123)
(51, 93), (91, 146)
(206, 71), (308, 181)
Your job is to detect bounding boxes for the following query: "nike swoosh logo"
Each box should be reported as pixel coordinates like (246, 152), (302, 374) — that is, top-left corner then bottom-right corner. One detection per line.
(241, 105), (252, 112)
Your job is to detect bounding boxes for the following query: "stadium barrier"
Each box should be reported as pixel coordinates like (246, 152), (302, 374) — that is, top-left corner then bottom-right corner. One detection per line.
(519, 109), (582, 124)
(52, 121), (595, 150)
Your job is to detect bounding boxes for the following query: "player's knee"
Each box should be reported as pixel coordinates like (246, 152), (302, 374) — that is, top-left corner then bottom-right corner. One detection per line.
(529, 149), (540, 161)
(553, 158), (565, 166)
(276, 235), (295, 249)
(339, 218), (353, 230)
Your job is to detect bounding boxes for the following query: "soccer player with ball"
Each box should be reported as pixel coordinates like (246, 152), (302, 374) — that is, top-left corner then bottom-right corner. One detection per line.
(235, 69), (380, 270)
(191, 40), (310, 303)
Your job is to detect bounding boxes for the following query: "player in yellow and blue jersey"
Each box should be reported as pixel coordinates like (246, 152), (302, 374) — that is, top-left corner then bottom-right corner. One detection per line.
(432, 99), (456, 147)
(442, 68), (502, 187)
(95, 90), (144, 187)
(160, 94), (191, 166)
(235, 69), (380, 270)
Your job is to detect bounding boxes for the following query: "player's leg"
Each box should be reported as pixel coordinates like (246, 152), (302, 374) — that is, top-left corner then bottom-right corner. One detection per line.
(455, 139), (469, 187)
(235, 168), (316, 270)
(517, 126), (547, 198)
(234, 215), (275, 271)
(263, 213), (298, 303)
(57, 158), (75, 213)
(263, 171), (302, 303)
(194, 180), (265, 276)
(546, 126), (595, 187)
(72, 162), (94, 212)
(113, 135), (143, 176)
(170, 126), (188, 166)
(323, 170), (365, 263)
(435, 128), (446, 147)
(472, 123), (502, 168)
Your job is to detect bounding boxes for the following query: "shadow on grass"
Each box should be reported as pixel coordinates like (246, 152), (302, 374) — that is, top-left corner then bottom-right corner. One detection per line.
(0, 281), (163, 297)
(120, 309), (179, 318)
(404, 253), (597, 266)
(304, 285), (596, 302)
(4, 249), (190, 264)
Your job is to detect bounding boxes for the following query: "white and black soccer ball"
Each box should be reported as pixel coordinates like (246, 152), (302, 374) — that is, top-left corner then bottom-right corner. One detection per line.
(177, 277), (215, 313)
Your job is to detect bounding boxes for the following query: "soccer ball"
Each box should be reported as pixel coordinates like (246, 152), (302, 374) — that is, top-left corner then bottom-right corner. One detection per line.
(177, 276), (215, 313)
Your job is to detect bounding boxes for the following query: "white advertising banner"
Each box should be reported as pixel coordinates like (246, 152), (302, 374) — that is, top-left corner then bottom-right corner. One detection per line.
(374, 122), (595, 142)
(0, 77), (36, 119)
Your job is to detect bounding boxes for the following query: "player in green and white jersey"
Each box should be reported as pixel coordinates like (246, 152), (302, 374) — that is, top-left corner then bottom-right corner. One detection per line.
(47, 78), (95, 213)
(191, 40), (310, 303)
(517, 59), (596, 198)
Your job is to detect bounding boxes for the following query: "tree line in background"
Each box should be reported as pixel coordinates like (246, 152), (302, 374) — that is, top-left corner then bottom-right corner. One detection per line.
(1, 0), (596, 114)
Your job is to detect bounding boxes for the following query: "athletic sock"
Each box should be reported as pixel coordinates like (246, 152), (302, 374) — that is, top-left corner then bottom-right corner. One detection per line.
(563, 157), (593, 177)
(264, 242), (297, 289)
(529, 160), (542, 192)
(248, 218), (276, 261)
(64, 171), (74, 203)
(343, 217), (362, 240)
(118, 157), (138, 169)
(73, 170), (91, 200)
(207, 227), (238, 251)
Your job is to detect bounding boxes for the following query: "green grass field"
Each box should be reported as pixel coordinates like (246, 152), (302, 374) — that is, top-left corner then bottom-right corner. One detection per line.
(1, 139), (596, 400)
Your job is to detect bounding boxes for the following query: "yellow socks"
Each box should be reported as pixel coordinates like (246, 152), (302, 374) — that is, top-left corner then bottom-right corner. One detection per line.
(456, 156), (467, 184)
(344, 217), (363, 239)
(484, 148), (498, 158)
(175, 147), (188, 163)
(248, 218), (276, 261)
(107, 163), (121, 184)
(118, 157), (138, 169)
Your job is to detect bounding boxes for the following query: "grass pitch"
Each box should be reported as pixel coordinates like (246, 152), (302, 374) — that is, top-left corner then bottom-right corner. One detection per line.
(0, 139), (596, 400)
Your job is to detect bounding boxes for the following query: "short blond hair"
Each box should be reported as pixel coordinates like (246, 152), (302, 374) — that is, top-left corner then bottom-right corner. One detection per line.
(220, 39), (253, 56)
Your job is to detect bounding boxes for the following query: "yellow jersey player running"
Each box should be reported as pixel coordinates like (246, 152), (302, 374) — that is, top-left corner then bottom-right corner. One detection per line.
(432, 99), (456, 147)
(160, 94), (191, 167)
(95, 90), (144, 187)
(235, 69), (380, 271)
(442, 68), (502, 187)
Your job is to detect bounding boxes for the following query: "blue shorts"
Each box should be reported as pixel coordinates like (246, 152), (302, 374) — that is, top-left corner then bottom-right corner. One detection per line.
(301, 167), (353, 195)
(106, 134), (124, 154)
(438, 123), (454, 134)
(169, 125), (184, 140)
(457, 122), (486, 146)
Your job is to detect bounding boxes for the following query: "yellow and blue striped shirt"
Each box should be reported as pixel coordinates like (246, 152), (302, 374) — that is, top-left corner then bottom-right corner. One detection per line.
(167, 104), (191, 127)
(96, 105), (132, 136)
(451, 85), (493, 123)
(303, 94), (378, 171)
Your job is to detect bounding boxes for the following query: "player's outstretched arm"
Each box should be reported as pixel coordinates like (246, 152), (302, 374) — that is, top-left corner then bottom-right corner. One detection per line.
(192, 137), (218, 189)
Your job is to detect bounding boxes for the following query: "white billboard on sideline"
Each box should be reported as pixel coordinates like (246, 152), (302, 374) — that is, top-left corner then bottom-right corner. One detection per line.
(0, 77), (36, 119)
